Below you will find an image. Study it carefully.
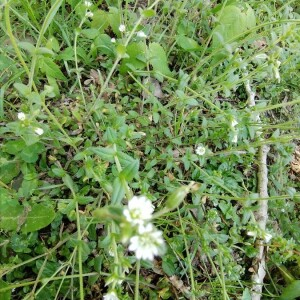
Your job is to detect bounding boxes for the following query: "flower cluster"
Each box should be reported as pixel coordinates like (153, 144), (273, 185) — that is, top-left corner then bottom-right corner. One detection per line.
(123, 196), (165, 261)
(84, 1), (93, 18)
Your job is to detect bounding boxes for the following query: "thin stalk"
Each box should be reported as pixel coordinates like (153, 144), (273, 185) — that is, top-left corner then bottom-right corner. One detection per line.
(75, 201), (84, 300)
(178, 208), (196, 300)
(134, 260), (141, 300)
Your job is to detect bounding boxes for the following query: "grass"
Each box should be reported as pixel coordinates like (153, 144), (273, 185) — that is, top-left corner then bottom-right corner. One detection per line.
(0, 0), (300, 299)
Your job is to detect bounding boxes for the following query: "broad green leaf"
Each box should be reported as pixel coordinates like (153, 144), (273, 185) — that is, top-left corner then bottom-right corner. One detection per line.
(81, 28), (100, 39)
(4, 139), (26, 155)
(20, 143), (45, 163)
(39, 57), (67, 81)
(0, 279), (11, 300)
(14, 83), (31, 97)
(108, 7), (121, 35)
(89, 146), (116, 162)
(279, 281), (300, 300)
(18, 41), (36, 54)
(212, 4), (256, 49)
(120, 42), (147, 74)
(94, 34), (114, 56)
(91, 10), (109, 33)
(241, 288), (251, 300)
(142, 9), (156, 18)
(0, 161), (20, 184)
(0, 54), (13, 72)
(116, 44), (128, 58)
(0, 204), (23, 231)
(176, 35), (201, 51)
(22, 204), (55, 233)
(119, 159), (139, 182)
(149, 43), (172, 78)
(111, 177), (125, 205)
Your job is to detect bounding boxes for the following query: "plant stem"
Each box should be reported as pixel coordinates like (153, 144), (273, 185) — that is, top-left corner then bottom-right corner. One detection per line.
(134, 260), (141, 300)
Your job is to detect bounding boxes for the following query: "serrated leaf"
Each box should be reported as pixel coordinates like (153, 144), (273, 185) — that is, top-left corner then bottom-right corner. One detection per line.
(14, 83), (31, 97)
(22, 204), (55, 233)
(149, 43), (172, 78)
(91, 10), (109, 33)
(279, 280), (300, 300)
(176, 35), (201, 51)
(39, 57), (67, 81)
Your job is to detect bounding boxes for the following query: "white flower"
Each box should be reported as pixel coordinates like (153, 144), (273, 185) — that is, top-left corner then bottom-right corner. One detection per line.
(34, 127), (44, 135)
(231, 118), (238, 128)
(85, 10), (93, 18)
(123, 196), (154, 226)
(18, 112), (26, 121)
(247, 231), (256, 237)
(111, 38), (116, 43)
(84, 0), (92, 7)
(137, 31), (147, 38)
(264, 232), (272, 243)
(103, 291), (119, 300)
(129, 223), (165, 260)
(195, 144), (206, 156)
(119, 24), (126, 32)
(231, 130), (238, 143)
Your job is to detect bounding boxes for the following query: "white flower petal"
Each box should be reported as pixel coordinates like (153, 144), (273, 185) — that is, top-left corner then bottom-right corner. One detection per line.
(34, 127), (44, 135)
(195, 144), (206, 156)
(103, 291), (119, 300)
(137, 31), (147, 38)
(18, 112), (26, 121)
(85, 10), (93, 18)
(119, 24), (126, 32)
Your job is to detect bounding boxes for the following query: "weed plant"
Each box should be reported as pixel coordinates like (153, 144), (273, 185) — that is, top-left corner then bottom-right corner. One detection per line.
(0, 0), (300, 299)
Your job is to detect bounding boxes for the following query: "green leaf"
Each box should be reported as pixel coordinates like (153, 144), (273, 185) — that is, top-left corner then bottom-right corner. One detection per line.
(91, 10), (109, 33)
(212, 4), (256, 49)
(176, 35), (201, 51)
(149, 43), (172, 78)
(119, 159), (139, 182)
(20, 143), (45, 163)
(89, 146), (116, 162)
(142, 9), (156, 18)
(111, 177), (125, 205)
(22, 204), (56, 233)
(120, 42), (147, 74)
(0, 190), (23, 231)
(0, 279), (11, 300)
(0, 161), (20, 184)
(18, 41), (36, 54)
(14, 83), (31, 97)
(4, 139), (26, 155)
(279, 281), (300, 300)
(39, 57), (67, 81)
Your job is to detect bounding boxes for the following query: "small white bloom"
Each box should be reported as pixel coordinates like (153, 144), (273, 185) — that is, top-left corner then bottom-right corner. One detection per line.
(103, 291), (119, 300)
(247, 231), (256, 237)
(129, 223), (165, 260)
(264, 232), (272, 243)
(137, 31), (147, 38)
(85, 10), (93, 18)
(195, 144), (206, 156)
(231, 130), (238, 143)
(254, 53), (268, 60)
(111, 38), (116, 43)
(119, 24), (126, 32)
(34, 127), (44, 135)
(18, 112), (26, 121)
(84, 1), (92, 7)
(123, 196), (154, 225)
(231, 118), (238, 128)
